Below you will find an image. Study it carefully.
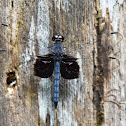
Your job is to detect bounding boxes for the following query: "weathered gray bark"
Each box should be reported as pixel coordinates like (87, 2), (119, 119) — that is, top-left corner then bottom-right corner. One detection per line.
(0, 0), (126, 126)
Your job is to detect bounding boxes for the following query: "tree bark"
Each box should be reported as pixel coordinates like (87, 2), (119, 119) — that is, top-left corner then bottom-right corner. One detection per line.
(0, 0), (125, 126)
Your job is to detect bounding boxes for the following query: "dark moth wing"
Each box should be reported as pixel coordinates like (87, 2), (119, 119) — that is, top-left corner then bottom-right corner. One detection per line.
(60, 55), (79, 79)
(34, 54), (54, 78)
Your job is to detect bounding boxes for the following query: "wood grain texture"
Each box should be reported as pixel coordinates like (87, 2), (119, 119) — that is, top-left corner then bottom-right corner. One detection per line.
(0, 0), (126, 126)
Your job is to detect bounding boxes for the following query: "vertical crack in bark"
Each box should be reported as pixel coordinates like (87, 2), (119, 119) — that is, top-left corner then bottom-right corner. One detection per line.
(46, 113), (50, 126)
(93, 7), (111, 125)
(93, 15), (104, 125)
(52, 0), (56, 34)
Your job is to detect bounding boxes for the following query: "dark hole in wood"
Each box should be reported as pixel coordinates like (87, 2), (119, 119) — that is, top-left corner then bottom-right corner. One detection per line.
(46, 114), (50, 126)
(6, 71), (17, 87)
(11, 1), (13, 8)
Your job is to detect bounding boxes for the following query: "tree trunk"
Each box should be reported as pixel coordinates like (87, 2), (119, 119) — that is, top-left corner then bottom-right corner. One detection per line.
(0, 0), (125, 126)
